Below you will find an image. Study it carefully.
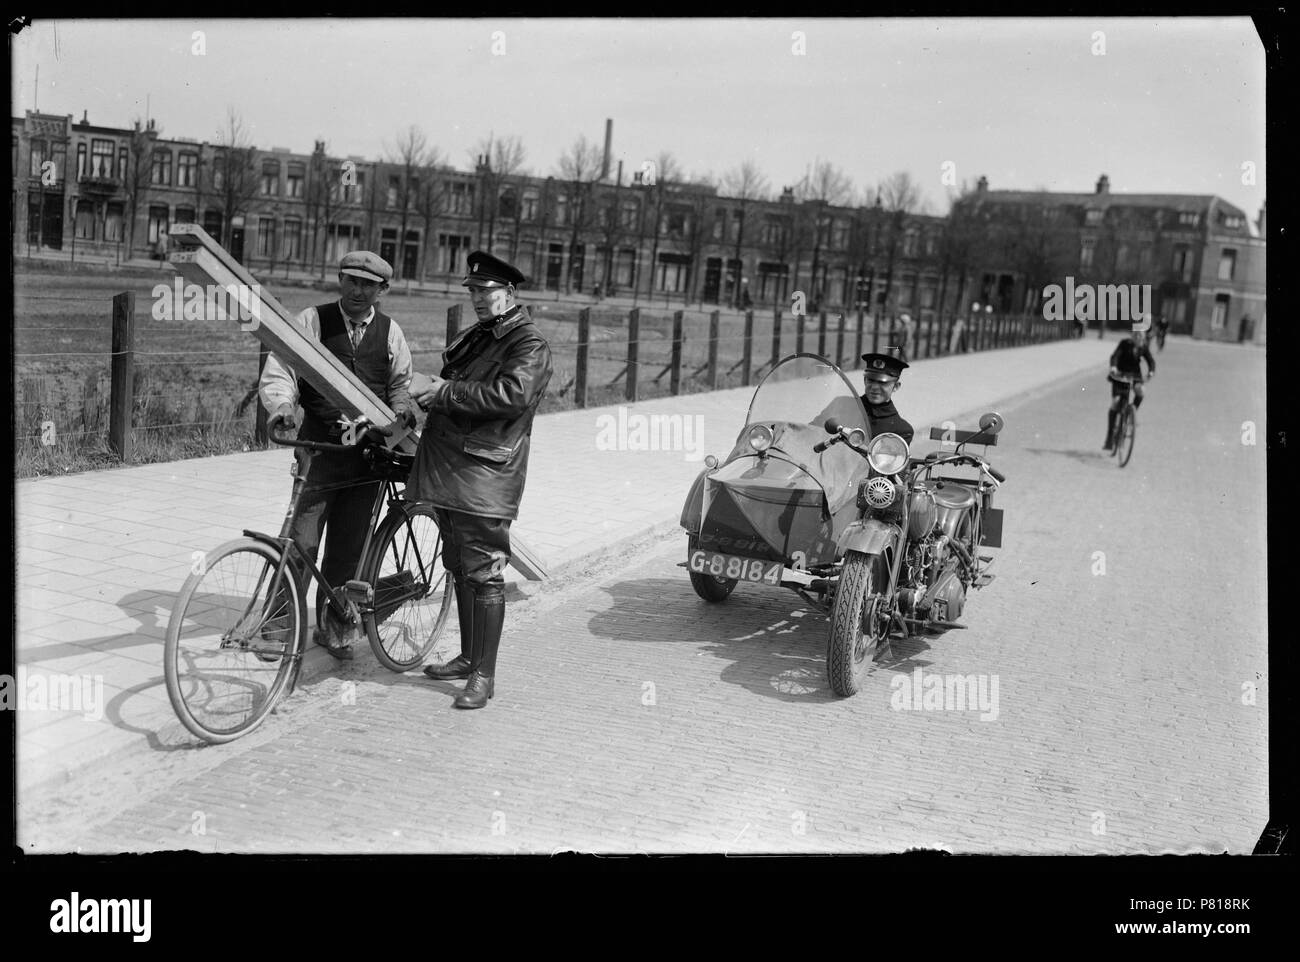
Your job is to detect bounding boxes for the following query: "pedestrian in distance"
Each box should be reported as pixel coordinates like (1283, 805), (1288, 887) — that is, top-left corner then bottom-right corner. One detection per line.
(411, 251), (554, 710)
(260, 251), (418, 659)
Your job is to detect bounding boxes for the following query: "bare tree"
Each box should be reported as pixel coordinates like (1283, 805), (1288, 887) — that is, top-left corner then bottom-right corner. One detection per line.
(212, 107), (260, 253)
(555, 135), (604, 293)
(124, 117), (158, 256)
(305, 141), (345, 278)
(381, 125), (432, 279)
(794, 159), (853, 310)
(720, 160), (771, 306)
(413, 149), (449, 281)
(636, 150), (680, 301)
(472, 133), (527, 254)
(875, 170), (923, 312)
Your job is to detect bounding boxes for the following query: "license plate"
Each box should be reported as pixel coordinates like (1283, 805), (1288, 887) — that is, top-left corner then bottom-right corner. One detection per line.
(688, 549), (782, 585)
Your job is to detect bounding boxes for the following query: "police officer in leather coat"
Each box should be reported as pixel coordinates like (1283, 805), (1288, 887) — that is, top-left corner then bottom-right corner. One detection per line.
(859, 352), (915, 444)
(409, 251), (553, 710)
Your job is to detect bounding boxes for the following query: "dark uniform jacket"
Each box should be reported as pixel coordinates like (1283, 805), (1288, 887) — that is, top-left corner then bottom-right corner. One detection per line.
(864, 399), (915, 445)
(408, 304), (553, 520)
(1110, 337), (1155, 377)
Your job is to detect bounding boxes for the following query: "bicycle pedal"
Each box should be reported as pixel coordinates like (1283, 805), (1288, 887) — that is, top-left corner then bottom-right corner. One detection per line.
(342, 579), (373, 602)
(978, 555), (993, 563)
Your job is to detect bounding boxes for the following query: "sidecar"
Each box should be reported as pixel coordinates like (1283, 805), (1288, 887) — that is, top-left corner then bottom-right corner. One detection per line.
(679, 354), (872, 602)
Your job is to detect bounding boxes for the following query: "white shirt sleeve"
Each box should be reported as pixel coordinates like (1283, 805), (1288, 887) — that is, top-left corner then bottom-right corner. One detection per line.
(258, 306), (320, 412)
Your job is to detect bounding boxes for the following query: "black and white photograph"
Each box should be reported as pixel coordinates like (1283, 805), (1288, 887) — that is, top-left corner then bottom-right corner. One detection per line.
(7, 14), (1282, 904)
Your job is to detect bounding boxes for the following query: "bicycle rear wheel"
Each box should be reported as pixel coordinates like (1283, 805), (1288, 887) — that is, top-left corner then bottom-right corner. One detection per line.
(361, 502), (453, 671)
(164, 538), (304, 744)
(1115, 406), (1136, 467)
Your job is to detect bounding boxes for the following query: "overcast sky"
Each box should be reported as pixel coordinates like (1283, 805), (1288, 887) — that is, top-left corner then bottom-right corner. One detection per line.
(12, 17), (1267, 219)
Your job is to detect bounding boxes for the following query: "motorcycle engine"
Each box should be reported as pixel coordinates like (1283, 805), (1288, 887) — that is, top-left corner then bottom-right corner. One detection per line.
(928, 569), (967, 623)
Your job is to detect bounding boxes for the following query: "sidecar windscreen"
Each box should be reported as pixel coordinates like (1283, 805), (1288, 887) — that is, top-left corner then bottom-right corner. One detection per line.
(746, 354), (870, 435)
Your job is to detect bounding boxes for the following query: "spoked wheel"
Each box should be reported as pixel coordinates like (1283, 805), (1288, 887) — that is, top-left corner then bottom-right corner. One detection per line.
(826, 550), (891, 697)
(362, 502), (453, 672)
(1115, 405), (1136, 467)
(164, 538), (304, 744)
(687, 536), (738, 602)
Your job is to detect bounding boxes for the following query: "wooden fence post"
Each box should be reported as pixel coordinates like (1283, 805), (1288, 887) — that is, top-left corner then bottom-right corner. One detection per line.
(109, 291), (135, 463)
(446, 303), (462, 344)
(575, 307), (590, 408)
(795, 311), (805, 354)
(771, 307), (782, 370)
(872, 312), (881, 355)
(707, 310), (720, 391)
(855, 308), (865, 364)
(742, 309), (754, 386)
(835, 312), (846, 367)
(627, 307), (640, 402)
(817, 310), (828, 357)
(670, 310), (684, 395)
(926, 315), (936, 358)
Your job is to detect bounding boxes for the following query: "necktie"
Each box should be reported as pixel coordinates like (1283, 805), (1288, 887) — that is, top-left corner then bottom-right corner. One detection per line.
(350, 322), (363, 349)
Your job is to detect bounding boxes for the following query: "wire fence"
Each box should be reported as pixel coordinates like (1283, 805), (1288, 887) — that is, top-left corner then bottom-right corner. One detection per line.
(15, 292), (1074, 477)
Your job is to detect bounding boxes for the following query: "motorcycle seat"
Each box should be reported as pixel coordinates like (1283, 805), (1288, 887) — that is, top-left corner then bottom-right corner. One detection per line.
(931, 483), (976, 509)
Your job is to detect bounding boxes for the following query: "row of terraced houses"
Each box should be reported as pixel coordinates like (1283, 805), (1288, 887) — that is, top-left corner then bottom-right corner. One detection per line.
(13, 109), (1265, 343)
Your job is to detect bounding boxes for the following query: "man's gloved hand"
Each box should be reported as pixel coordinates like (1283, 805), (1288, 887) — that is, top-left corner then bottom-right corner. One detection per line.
(394, 402), (420, 429)
(269, 403), (297, 433)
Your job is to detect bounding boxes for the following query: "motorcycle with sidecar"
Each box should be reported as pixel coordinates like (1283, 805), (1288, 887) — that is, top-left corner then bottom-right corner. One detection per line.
(679, 353), (1008, 696)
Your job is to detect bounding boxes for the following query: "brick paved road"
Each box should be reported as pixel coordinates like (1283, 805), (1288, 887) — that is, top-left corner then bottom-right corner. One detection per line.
(32, 337), (1267, 854)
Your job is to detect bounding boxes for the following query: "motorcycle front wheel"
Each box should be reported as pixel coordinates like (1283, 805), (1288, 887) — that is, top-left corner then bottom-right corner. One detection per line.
(826, 550), (891, 697)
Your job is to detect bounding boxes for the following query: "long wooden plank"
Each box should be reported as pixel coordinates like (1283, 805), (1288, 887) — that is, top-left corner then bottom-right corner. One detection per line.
(167, 223), (549, 580)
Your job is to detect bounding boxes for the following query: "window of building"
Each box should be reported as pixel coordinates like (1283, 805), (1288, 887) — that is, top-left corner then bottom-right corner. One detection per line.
(147, 205), (170, 243)
(174, 206), (195, 226)
(1085, 208), (1103, 226)
(287, 164), (304, 198)
(1179, 211), (1199, 227)
(1080, 236), (1096, 270)
(831, 220), (849, 250)
(1223, 213), (1244, 229)
(924, 232), (937, 257)
(902, 228), (919, 257)
(105, 203), (124, 242)
(77, 143), (87, 178)
(387, 176), (400, 209)
(51, 142), (67, 181)
(261, 160), (280, 196)
(257, 217), (277, 257)
(1172, 245), (1192, 281)
(449, 182), (472, 215)
(177, 152), (198, 188)
(522, 192), (538, 221)
(283, 218), (302, 259)
(758, 262), (789, 302)
(437, 232), (473, 272)
(898, 275), (915, 307)
(665, 209), (688, 238)
(326, 223), (362, 263)
(554, 192), (568, 226)
(74, 201), (95, 240)
(712, 209), (726, 240)
(118, 147), (128, 180)
(203, 210), (223, 239)
(1211, 294), (1230, 330)
(920, 285), (937, 309)
(616, 248), (636, 288)
(762, 219), (787, 247)
(499, 188), (518, 220)
(656, 253), (691, 293)
(29, 138), (46, 177)
(89, 138), (115, 178)
(1218, 248), (1237, 281)
(620, 200), (639, 230)
(151, 149), (172, 186)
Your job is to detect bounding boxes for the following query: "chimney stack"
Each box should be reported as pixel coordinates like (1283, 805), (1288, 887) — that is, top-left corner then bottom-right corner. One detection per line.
(1096, 174), (1110, 195)
(976, 175), (988, 193)
(601, 118), (613, 181)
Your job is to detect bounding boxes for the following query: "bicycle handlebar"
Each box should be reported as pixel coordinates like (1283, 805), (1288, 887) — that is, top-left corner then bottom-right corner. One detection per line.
(269, 422), (389, 453)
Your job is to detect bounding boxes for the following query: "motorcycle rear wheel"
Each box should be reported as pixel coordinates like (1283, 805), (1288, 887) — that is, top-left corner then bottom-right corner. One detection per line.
(827, 550), (889, 697)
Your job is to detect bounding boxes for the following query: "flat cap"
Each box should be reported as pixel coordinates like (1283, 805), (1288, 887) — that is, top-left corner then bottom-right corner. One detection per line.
(339, 250), (393, 283)
(462, 250), (526, 288)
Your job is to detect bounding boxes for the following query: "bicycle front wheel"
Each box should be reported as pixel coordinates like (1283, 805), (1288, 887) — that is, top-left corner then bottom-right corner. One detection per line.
(164, 538), (304, 744)
(362, 502), (453, 671)
(1115, 406), (1136, 467)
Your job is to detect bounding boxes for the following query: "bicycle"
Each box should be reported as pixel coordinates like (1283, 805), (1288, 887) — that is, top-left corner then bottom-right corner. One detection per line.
(1108, 372), (1144, 468)
(164, 422), (453, 744)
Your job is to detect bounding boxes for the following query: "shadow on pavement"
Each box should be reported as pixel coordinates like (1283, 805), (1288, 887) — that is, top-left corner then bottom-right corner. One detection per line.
(1022, 446), (1115, 466)
(586, 577), (938, 703)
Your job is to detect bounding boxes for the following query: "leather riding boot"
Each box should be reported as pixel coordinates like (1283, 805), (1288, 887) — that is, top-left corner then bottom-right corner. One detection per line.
(423, 575), (476, 679)
(454, 587), (504, 710)
(1103, 409), (1117, 450)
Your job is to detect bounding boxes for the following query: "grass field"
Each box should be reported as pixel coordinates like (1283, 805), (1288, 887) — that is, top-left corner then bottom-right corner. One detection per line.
(15, 263), (1039, 477)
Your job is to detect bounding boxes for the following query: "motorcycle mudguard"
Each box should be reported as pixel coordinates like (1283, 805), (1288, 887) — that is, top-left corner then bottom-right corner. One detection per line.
(835, 518), (902, 558)
(679, 467), (710, 534)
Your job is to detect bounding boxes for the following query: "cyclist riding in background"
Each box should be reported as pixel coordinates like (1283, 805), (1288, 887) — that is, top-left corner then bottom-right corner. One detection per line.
(1104, 329), (1156, 452)
(1154, 313), (1170, 350)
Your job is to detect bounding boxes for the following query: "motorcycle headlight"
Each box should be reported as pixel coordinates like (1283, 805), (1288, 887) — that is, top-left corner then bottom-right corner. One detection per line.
(867, 432), (910, 475)
(746, 424), (773, 454)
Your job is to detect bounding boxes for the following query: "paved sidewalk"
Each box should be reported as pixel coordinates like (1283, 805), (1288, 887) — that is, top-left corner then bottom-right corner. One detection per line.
(14, 337), (1112, 795)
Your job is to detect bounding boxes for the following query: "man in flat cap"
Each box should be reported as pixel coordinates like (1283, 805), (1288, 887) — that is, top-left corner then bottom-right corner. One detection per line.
(859, 352), (915, 444)
(260, 250), (418, 659)
(410, 250), (553, 709)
